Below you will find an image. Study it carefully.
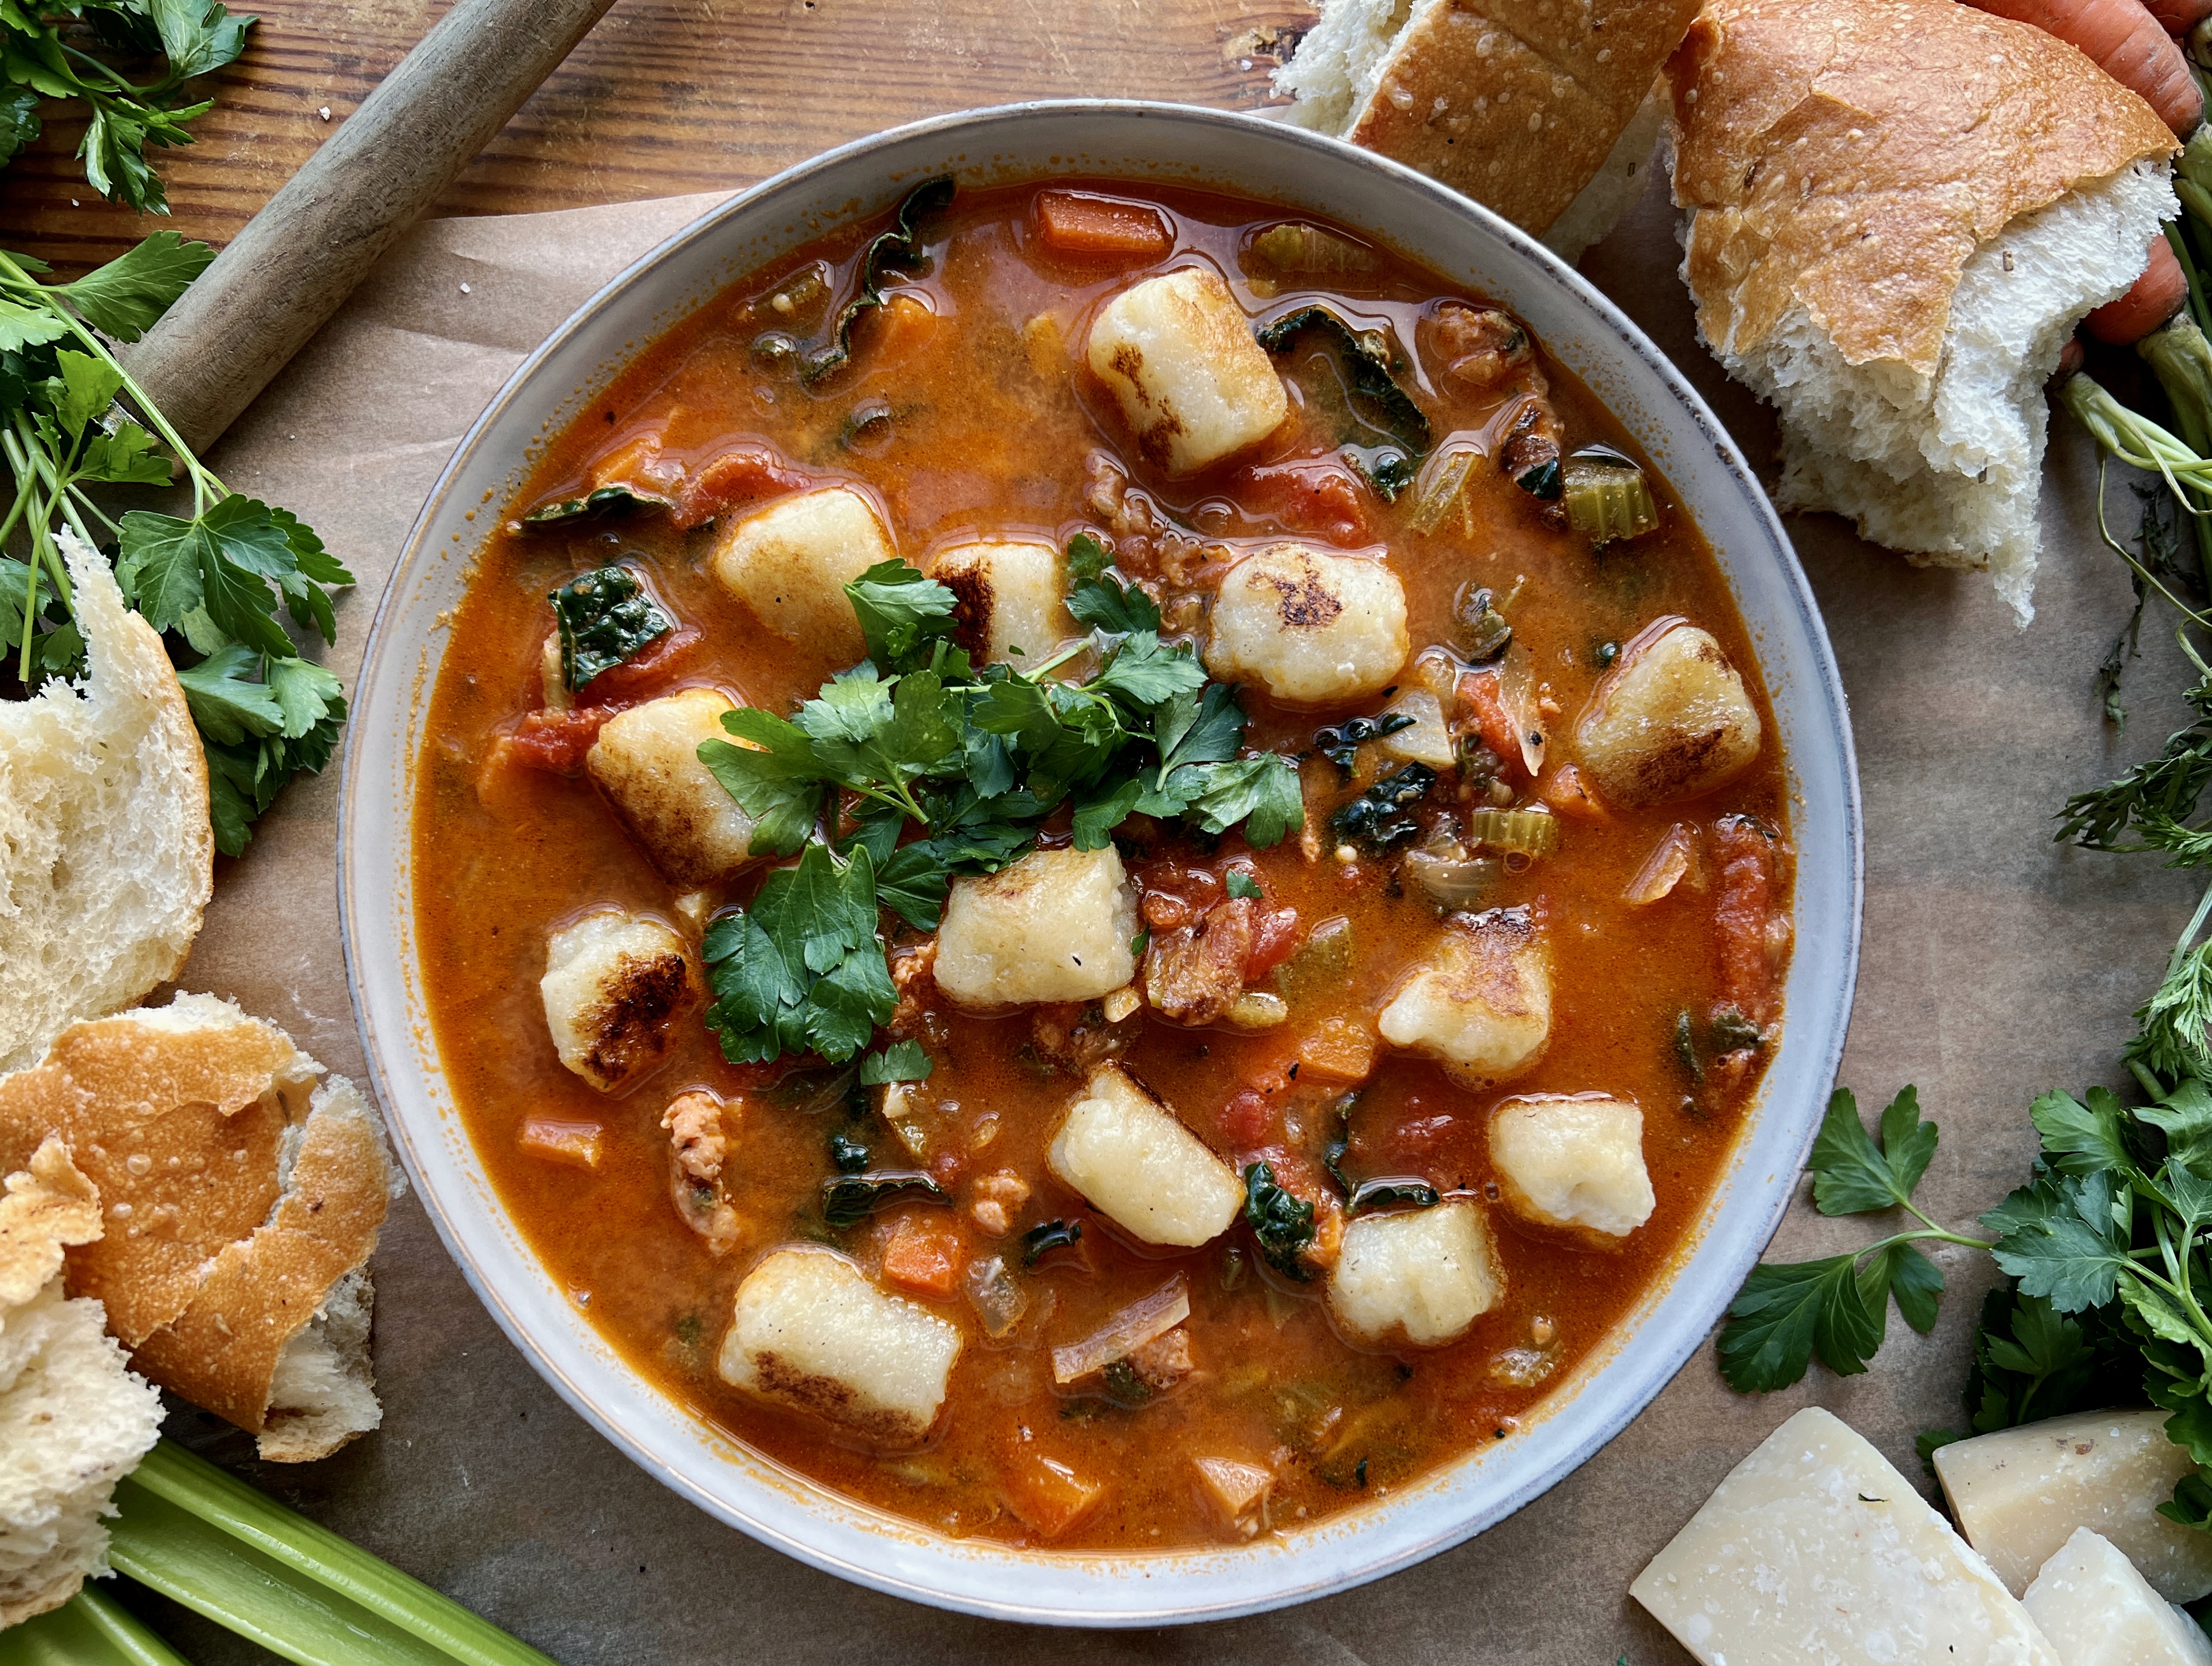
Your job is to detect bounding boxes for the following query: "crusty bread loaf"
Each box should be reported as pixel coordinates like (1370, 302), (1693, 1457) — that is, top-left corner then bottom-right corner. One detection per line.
(0, 995), (404, 1462)
(1667, 0), (2179, 621)
(0, 1137), (162, 1626)
(1278, 0), (1699, 257)
(0, 530), (212, 1074)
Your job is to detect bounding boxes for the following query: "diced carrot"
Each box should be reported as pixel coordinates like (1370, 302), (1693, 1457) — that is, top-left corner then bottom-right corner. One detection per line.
(1001, 1453), (1110, 1539)
(1539, 763), (1608, 821)
(2085, 236), (2190, 345)
(1297, 1017), (1376, 1083)
(1965, 0), (2202, 135)
(1245, 907), (1304, 979)
(1032, 189), (1172, 258)
(880, 1213), (965, 1300)
(519, 1117), (605, 1171)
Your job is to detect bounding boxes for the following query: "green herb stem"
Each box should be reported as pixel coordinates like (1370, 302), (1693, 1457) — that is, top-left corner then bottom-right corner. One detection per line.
(0, 1588), (194, 1666)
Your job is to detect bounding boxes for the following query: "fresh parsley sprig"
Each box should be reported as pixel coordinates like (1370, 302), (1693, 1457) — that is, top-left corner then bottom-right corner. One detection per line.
(1, 236), (351, 854)
(1718, 1088), (1993, 1392)
(694, 536), (1305, 1069)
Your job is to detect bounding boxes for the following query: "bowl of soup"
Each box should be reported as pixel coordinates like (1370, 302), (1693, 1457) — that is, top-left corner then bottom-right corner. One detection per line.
(341, 100), (1860, 1622)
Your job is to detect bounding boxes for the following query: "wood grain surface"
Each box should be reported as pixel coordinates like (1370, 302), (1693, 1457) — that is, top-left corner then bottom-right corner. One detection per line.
(0, 0), (1312, 279)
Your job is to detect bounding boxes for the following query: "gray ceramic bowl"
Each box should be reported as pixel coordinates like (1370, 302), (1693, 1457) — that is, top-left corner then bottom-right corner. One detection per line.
(340, 100), (1862, 1625)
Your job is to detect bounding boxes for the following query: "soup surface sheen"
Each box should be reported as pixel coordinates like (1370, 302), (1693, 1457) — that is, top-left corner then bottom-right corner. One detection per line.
(414, 179), (1793, 1551)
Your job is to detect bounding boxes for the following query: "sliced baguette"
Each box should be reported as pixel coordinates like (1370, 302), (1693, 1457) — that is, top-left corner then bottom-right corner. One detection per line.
(0, 994), (403, 1462)
(0, 530), (212, 1074)
(0, 1137), (162, 1626)
(1278, 0), (1698, 254)
(1666, 0), (2179, 621)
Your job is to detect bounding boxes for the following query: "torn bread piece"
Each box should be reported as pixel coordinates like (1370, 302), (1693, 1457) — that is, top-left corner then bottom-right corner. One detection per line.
(0, 994), (404, 1462)
(1667, 0), (2179, 623)
(0, 1136), (163, 1626)
(0, 530), (213, 1074)
(1277, 0), (1698, 259)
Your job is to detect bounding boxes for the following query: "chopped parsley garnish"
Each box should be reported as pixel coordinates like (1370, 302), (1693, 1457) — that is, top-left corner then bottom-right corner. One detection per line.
(695, 542), (1304, 1069)
(549, 564), (675, 689)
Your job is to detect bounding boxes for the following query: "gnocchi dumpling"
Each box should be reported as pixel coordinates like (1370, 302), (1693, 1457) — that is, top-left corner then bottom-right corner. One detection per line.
(932, 845), (1138, 1009)
(1046, 1063), (1243, 1248)
(1085, 268), (1288, 476)
(1574, 619), (1762, 806)
(717, 1247), (962, 1448)
(1206, 544), (1409, 706)
(539, 909), (701, 1093)
(1489, 1096), (1655, 1240)
(929, 539), (1079, 668)
(706, 486), (893, 658)
(1376, 908), (1552, 1088)
(1328, 1202), (1503, 1346)
(586, 688), (761, 886)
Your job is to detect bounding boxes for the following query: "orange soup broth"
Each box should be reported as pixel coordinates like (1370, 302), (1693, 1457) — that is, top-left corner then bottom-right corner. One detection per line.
(413, 180), (1790, 1550)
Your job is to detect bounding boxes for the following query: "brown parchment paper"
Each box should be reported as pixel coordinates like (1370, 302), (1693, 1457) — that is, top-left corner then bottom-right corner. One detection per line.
(131, 168), (2212, 1665)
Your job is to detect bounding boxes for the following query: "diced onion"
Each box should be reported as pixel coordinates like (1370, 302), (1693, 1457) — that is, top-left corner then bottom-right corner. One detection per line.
(1376, 690), (1455, 769)
(1562, 444), (1659, 545)
(1465, 807), (1560, 857)
(1242, 222), (1384, 281)
(1052, 1278), (1191, 1384)
(1407, 446), (1479, 535)
(1227, 991), (1289, 1029)
(965, 1255), (1029, 1340)
(1623, 822), (1696, 905)
(1404, 848), (1499, 909)
(1496, 638), (1547, 776)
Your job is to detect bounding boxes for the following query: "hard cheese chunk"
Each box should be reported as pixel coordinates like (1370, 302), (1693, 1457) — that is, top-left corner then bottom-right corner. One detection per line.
(1085, 267), (1287, 475)
(586, 688), (759, 887)
(717, 1247), (961, 1448)
(1046, 1064), (1242, 1248)
(1206, 544), (1409, 707)
(1489, 1096), (1655, 1239)
(932, 844), (1138, 1009)
(2022, 1529), (2212, 1666)
(930, 540), (1078, 668)
(706, 486), (892, 659)
(1631, 1406), (2063, 1666)
(1327, 1200), (1502, 1346)
(1934, 1410), (2212, 1601)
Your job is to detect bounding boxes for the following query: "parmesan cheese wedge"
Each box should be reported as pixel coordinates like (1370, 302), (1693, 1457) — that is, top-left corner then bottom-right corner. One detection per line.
(2022, 1529), (2212, 1666)
(1631, 1407), (2061, 1666)
(1934, 1410), (2212, 1602)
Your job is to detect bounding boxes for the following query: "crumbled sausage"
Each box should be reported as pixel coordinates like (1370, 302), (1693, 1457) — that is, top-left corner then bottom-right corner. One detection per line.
(1144, 895), (1254, 1026)
(1030, 998), (1140, 1072)
(1128, 1325), (1194, 1391)
(969, 1169), (1031, 1237)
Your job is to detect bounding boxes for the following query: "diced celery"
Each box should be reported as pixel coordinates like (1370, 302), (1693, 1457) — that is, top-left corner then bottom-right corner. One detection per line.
(0, 1590), (190, 1666)
(1561, 444), (1659, 544)
(1465, 807), (1560, 857)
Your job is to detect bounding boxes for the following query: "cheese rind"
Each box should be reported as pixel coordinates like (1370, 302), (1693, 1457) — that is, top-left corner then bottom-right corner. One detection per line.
(1934, 1409), (2212, 1602)
(1631, 1405), (2063, 1666)
(2021, 1528), (2212, 1666)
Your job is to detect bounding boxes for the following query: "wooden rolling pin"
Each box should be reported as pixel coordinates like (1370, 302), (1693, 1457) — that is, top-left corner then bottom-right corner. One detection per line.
(123, 0), (618, 456)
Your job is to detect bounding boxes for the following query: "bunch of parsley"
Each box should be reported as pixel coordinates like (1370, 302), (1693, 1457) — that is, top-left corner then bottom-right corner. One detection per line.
(2, 0), (251, 211)
(2, 234), (349, 853)
(695, 533), (1302, 1071)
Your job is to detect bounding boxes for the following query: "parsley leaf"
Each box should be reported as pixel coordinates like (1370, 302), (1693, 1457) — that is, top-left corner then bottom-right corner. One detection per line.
(1065, 531), (1113, 589)
(1719, 1254), (1883, 1391)
(699, 708), (830, 856)
(1809, 1087), (1938, 1215)
(860, 1039), (932, 1085)
(845, 558), (959, 672)
(702, 843), (896, 1066)
(60, 230), (214, 340)
(1067, 569), (1162, 636)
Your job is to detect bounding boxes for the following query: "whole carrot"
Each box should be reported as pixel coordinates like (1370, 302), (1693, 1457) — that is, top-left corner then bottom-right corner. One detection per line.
(1966, 0), (2203, 134)
(2087, 235), (2191, 343)
(2144, 0), (2212, 32)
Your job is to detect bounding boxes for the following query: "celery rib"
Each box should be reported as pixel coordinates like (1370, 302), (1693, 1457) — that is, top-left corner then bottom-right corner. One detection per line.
(0, 1589), (190, 1666)
(107, 1443), (557, 1666)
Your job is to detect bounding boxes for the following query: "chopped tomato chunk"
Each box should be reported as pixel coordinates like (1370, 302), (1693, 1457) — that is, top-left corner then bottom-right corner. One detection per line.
(518, 1117), (604, 1170)
(573, 625), (702, 707)
(1245, 907), (1302, 979)
(1714, 815), (1789, 1027)
(880, 1213), (965, 1299)
(1001, 1454), (1110, 1539)
(1032, 190), (1172, 258)
(671, 446), (809, 530)
(1222, 458), (1369, 545)
(496, 706), (610, 774)
(1219, 1087), (1276, 1151)
(1457, 669), (1522, 775)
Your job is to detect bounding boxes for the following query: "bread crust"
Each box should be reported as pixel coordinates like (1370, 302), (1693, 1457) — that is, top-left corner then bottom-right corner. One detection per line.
(1347, 0), (1703, 236)
(1668, 0), (2178, 376)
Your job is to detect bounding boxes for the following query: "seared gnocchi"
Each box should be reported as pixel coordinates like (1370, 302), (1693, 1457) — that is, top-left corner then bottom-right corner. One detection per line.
(539, 909), (700, 1093)
(1085, 267), (1288, 475)
(1328, 1202), (1503, 1346)
(586, 688), (760, 886)
(706, 486), (894, 657)
(1489, 1097), (1655, 1239)
(1046, 1064), (1243, 1248)
(1376, 908), (1552, 1088)
(1206, 545), (1409, 706)
(930, 539), (1079, 668)
(932, 845), (1138, 1009)
(1575, 620), (1763, 805)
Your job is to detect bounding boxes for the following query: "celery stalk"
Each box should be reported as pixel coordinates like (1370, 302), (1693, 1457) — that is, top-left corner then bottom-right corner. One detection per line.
(0, 1589), (190, 1666)
(106, 1443), (556, 1666)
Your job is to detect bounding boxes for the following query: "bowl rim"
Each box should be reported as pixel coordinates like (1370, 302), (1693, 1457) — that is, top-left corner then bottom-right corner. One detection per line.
(340, 96), (1863, 1625)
